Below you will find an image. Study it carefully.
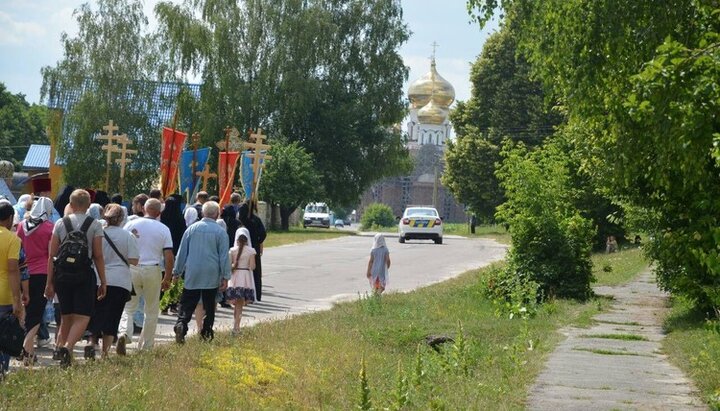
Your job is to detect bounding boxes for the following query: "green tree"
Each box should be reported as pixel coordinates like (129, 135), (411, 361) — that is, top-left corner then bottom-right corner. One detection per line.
(0, 83), (48, 169)
(155, 0), (411, 206)
(41, 0), (167, 195)
(444, 27), (560, 220)
(260, 141), (319, 230)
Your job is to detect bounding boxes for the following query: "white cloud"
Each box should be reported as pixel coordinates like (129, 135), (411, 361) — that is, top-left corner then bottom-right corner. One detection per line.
(0, 11), (46, 46)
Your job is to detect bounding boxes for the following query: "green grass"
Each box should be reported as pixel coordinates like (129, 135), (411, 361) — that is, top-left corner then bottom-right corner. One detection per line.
(663, 297), (720, 409)
(0, 264), (597, 410)
(592, 248), (648, 286)
(573, 348), (647, 356)
(263, 226), (354, 248)
(580, 333), (649, 341)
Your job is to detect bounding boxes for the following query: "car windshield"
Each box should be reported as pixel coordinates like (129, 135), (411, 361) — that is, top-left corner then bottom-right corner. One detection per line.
(305, 205), (328, 213)
(406, 208), (438, 217)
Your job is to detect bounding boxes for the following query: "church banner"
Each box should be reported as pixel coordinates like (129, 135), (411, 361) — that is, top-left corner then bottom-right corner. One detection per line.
(240, 150), (266, 201)
(179, 148), (211, 198)
(160, 127), (187, 197)
(218, 151), (240, 207)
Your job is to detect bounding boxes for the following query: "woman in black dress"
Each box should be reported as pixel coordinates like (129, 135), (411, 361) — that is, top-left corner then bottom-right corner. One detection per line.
(238, 201), (266, 301)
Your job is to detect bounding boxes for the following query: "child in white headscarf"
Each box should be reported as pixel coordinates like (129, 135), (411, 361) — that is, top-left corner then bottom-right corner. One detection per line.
(366, 233), (391, 294)
(226, 227), (257, 335)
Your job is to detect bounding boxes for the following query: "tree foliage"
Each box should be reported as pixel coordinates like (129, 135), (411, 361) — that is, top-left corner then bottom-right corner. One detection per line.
(444, 27), (560, 220)
(467, 0), (720, 309)
(260, 141), (319, 230)
(41, 0), (167, 195)
(0, 83), (48, 169)
(155, 0), (411, 206)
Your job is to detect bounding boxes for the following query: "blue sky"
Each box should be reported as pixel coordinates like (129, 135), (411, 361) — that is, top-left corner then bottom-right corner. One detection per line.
(0, 0), (498, 106)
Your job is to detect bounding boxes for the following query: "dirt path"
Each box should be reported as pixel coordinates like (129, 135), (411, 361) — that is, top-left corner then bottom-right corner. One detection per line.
(527, 271), (705, 410)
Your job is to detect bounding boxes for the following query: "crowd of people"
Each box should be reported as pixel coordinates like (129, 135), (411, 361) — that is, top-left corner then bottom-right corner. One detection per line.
(0, 182), (266, 372)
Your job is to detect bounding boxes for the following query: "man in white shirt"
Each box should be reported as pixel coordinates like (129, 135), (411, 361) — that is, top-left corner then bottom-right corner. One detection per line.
(119, 199), (173, 350)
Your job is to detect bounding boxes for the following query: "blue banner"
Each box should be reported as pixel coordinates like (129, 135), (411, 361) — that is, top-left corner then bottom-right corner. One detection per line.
(240, 150), (266, 200)
(179, 148), (211, 197)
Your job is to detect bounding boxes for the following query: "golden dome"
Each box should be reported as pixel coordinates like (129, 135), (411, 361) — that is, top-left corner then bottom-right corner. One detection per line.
(408, 59), (455, 109)
(417, 98), (448, 125)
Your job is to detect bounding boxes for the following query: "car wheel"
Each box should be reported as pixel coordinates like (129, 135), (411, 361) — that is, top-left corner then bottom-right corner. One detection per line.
(399, 236), (405, 244)
(434, 237), (443, 245)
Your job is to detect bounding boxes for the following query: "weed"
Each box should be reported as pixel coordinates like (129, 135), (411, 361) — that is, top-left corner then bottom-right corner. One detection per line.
(357, 356), (371, 411)
(573, 348), (647, 356)
(580, 333), (649, 341)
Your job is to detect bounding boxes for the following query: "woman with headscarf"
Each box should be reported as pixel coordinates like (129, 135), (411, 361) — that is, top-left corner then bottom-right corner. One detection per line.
(226, 227), (256, 335)
(237, 201), (267, 301)
(15, 197), (55, 365)
(87, 203), (105, 226)
(366, 233), (391, 295)
(160, 195), (186, 255)
(14, 194), (31, 222)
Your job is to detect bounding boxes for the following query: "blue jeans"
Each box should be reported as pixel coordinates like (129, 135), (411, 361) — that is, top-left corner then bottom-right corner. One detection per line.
(0, 305), (12, 373)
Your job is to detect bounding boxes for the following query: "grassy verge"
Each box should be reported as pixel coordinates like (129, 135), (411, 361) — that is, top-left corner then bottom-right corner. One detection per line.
(663, 298), (720, 408)
(591, 247), (647, 286)
(263, 226), (354, 248)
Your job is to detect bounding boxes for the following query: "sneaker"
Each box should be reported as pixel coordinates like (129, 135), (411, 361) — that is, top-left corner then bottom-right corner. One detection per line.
(116, 335), (127, 356)
(173, 323), (185, 344)
(52, 349), (61, 361)
(58, 347), (71, 368)
(37, 338), (52, 349)
(83, 345), (96, 361)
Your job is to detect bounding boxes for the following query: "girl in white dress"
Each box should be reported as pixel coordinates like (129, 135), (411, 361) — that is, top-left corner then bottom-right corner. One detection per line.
(226, 227), (256, 334)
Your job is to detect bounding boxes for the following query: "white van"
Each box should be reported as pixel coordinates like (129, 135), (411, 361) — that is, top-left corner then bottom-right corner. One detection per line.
(303, 202), (331, 228)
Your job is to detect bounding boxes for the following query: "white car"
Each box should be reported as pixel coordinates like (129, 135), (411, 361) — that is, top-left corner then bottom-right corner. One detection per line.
(398, 207), (443, 244)
(303, 202), (331, 228)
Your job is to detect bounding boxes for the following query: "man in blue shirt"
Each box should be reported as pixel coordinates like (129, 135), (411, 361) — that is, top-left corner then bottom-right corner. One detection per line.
(172, 201), (230, 342)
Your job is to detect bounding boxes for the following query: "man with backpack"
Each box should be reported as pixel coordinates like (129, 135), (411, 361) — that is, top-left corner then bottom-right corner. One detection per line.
(44, 189), (106, 367)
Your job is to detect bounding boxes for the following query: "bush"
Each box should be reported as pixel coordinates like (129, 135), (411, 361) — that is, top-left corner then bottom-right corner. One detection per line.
(496, 140), (595, 301)
(361, 203), (396, 229)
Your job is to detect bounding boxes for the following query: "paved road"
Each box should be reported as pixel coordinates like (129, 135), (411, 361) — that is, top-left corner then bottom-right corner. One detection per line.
(14, 234), (506, 365)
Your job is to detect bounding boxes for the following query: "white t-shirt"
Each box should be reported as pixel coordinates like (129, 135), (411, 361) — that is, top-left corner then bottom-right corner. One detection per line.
(123, 217), (172, 266)
(99, 226), (139, 291)
(52, 213), (104, 259)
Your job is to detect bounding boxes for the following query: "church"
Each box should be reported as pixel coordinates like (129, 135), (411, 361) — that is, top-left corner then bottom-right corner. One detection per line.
(358, 56), (466, 223)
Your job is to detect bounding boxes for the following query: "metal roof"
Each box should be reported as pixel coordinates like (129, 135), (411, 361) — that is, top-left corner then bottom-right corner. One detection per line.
(22, 144), (51, 170)
(0, 179), (16, 204)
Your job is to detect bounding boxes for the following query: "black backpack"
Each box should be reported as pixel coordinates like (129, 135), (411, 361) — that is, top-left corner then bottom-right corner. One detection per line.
(54, 216), (94, 283)
(194, 203), (203, 222)
(0, 313), (24, 357)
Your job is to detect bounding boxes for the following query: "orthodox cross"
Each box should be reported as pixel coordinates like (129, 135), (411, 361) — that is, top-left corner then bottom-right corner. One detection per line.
(431, 41), (439, 60)
(98, 120), (120, 191)
(243, 128), (272, 202)
(114, 134), (137, 197)
(195, 164), (217, 192)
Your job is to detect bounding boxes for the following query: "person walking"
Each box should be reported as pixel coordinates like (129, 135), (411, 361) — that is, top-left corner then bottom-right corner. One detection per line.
(226, 227), (256, 335)
(238, 201), (266, 301)
(87, 204), (138, 358)
(44, 189), (107, 367)
(172, 201), (231, 343)
(183, 191), (208, 226)
(119, 199), (173, 350)
(0, 202), (23, 376)
(15, 197), (54, 366)
(366, 233), (391, 295)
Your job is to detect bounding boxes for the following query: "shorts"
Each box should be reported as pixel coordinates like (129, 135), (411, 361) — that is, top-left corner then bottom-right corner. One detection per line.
(55, 278), (97, 317)
(25, 275), (48, 332)
(88, 286), (130, 338)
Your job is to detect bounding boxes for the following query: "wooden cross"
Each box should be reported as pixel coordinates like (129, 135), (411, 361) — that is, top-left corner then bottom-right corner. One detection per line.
(243, 128), (272, 202)
(98, 120), (120, 165)
(114, 134), (137, 178)
(195, 164), (217, 192)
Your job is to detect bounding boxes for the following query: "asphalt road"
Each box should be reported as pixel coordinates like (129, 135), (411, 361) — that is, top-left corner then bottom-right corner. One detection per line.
(14, 234), (507, 364)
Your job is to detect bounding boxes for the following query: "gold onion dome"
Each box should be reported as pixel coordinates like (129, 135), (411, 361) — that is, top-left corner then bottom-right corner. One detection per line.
(408, 58), (456, 109)
(417, 98), (448, 125)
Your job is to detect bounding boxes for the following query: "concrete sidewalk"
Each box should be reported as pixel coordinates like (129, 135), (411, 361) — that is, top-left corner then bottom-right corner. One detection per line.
(527, 271), (705, 410)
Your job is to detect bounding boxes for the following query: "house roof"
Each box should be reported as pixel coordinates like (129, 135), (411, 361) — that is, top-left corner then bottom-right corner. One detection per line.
(22, 144), (51, 170)
(0, 179), (16, 204)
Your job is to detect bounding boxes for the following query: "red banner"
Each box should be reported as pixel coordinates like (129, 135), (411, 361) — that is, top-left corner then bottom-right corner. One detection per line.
(160, 127), (187, 197)
(218, 151), (240, 207)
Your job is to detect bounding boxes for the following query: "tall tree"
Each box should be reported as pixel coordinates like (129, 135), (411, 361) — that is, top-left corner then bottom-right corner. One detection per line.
(468, 1), (720, 309)
(155, 0), (411, 206)
(41, 0), (168, 195)
(0, 83), (48, 169)
(443, 27), (560, 220)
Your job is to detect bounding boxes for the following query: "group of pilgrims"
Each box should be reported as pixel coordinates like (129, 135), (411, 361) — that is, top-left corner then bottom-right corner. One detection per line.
(0, 177), (266, 371)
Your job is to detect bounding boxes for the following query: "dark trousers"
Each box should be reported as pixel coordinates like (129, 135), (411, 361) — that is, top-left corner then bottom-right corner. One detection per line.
(253, 254), (262, 301)
(175, 288), (217, 339)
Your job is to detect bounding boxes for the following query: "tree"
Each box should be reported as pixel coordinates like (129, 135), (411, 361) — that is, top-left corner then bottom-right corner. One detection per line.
(467, 1), (720, 309)
(443, 28), (560, 220)
(41, 0), (168, 195)
(155, 0), (411, 206)
(260, 141), (319, 230)
(0, 83), (48, 169)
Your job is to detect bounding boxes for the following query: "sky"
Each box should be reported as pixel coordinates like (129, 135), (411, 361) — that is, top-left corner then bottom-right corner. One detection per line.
(0, 0), (499, 106)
